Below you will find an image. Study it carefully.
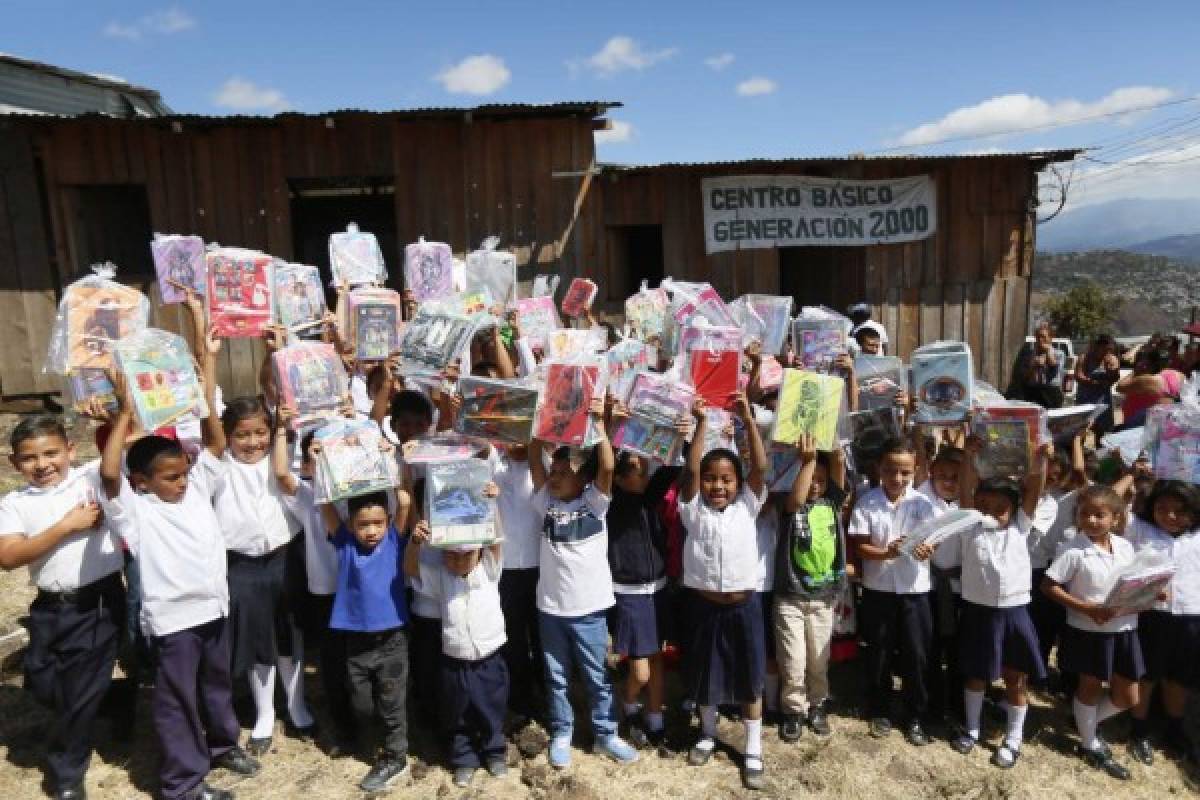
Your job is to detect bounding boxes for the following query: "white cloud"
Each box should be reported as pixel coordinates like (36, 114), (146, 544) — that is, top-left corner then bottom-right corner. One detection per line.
(898, 86), (1174, 147)
(736, 77), (777, 96)
(572, 36), (678, 76)
(595, 119), (634, 145)
(705, 52), (735, 71)
(212, 77), (290, 113)
(103, 6), (196, 40)
(434, 54), (511, 95)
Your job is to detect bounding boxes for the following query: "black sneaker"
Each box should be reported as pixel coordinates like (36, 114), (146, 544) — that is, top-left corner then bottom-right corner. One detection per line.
(869, 717), (892, 738)
(741, 756), (765, 791)
(186, 784), (234, 800)
(213, 746), (261, 776)
(1128, 737), (1154, 766)
(54, 785), (86, 800)
(904, 721), (931, 747)
(360, 755), (410, 792)
(1081, 747), (1131, 780)
(950, 732), (977, 755)
(626, 717), (650, 749)
(808, 706), (831, 736)
(779, 713), (804, 743)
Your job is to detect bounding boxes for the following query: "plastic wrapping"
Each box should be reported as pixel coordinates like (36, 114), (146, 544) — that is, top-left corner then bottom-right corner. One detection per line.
(605, 338), (656, 400)
(624, 283), (670, 343)
(455, 376), (538, 445)
(701, 407), (736, 456)
(330, 223), (387, 287)
(533, 357), (606, 447)
(515, 296), (562, 351)
(425, 459), (499, 547)
(465, 238), (517, 308)
(971, 403), (1045, 479)
(898, 509), (989, 559)
(459, 286), (494, 318)
(848, 406), (903, 467)
(544, 328), (608, 362)
(560, 278), (598, 318)
(1103, 551), (1177, 611)
(150, 234), (206, 304)
(854, 355), (906, 410)
(1144, 376), (1200, 483)
(65, 370), (118, 415)
(663, 278), (737, 329)
(1101, 427), (1147, 467)
(348, 288), (403, 361)
(1047, 404), (1105, 446)
(792, 306), (850, 372)
(731, 294), (793, 355)
(612, 370), (695, 462)
(972, 380), (1007, 408)
(113, 328), (207, 431)
(532, 273), (561, 299)
(46, 265), (150, 377)
(765, 445), (803, 492)
(313, 418), (399, 503)
(404, 237), (454, 302)
(205, 247), (273, 338)
(911, 340), (974, 424)
(758, 355), (785, 392)
(403, 432), (484, 464)
(681, 323), (743, 411)
(273, 343), (349, 431)
(272, 262), (327, 336)
(980, 401), (1051, 446)
(771, 369), (845, 450)
(397, 307), (476, 380)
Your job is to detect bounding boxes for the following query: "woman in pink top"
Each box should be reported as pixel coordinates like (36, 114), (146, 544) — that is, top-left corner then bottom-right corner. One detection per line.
(1116, 348), (1184, 428)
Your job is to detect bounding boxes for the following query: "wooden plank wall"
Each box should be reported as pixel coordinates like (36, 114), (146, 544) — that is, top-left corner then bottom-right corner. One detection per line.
(594, 158), (1041, 387)
(0, 113), (598, 395)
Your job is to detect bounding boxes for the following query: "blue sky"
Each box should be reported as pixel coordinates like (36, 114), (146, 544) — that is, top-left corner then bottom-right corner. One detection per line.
(5, 1), (1200, 209)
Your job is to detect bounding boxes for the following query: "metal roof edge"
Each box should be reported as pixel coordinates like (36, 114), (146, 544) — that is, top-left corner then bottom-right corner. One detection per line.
(598, 149), (1083, 173)
(0, 52), (164, 100)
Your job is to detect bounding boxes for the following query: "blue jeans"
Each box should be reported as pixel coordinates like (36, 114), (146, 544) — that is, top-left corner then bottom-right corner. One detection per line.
(539, 610), (616, 740)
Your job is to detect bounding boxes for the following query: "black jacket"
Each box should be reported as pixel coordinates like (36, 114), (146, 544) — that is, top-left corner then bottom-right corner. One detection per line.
(606, 487), (667, 586)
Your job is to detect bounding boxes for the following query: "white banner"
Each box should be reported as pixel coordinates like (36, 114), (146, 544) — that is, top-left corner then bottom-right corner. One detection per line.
(702, 174), (937, 253)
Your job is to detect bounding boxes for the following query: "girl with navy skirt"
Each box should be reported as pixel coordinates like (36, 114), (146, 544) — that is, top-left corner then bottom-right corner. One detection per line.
(922, 440), (1052, 769)
(1043, 485), (1144, 781)
(678, 394), (770, 791)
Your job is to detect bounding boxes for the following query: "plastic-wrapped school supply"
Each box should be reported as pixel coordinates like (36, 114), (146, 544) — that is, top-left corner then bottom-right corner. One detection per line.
(765, 445), (803, 492)
(402, 433), (484, 464)
(731, 295), (793, 355)
(515, 296), (562, 351)
(771, 369), (845, 450)
(911, 340), (974, 424)
(313, 419), (399, 503)
(1101, 427), (1147, 467)
(1047, 404), (1105, 446)
(980, 401), (1050, 446)
(330, 223), (387, 287)
(533, 357), (606, 447)
(898, 509), (989, 558)
(273, 262), (327, 336)
(272, 343), (349, 431)
(459, 287), (494, 319)
(465, 237), (517, 308)
(397, 307), (476, 382)
(1103, 553), (1177, 612)
(682, 323), (742, 411)
(532, 273), (560, 299)
(624, 283), (670, 343)
(854, 355), (906, 410)
(612, 370), (695, 462)
(848, 406), (903, 468)
(561, 278), (598, 318)
(348, 288), (403, 361)
(544, 327), (609, 362)
(426, 459), (499, 548)
(758, 355), (785, 392)
(663, 278), (738, 329)
(455, 376), (538, 445)
(701, 407), (736, 456)
(113, 329), (207, 431)
(605, 338), (656, 400)
(404, 237), (454, 303)
(971, 405), (1038, 479)
(205, 248), (273, 338)
(792, 306), (850, 372)
(1144, 376), (1200, 483)
(66, 370), (119, 415)
(150, 234), (206, 304)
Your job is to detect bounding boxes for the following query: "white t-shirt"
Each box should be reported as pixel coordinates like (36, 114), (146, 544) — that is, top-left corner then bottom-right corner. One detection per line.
(0, 461), (122, 591)
(754, 497), (779, 592)
(1168, 529), (1200, 615)
(410, 540), (445, 619)
(492, 453), (540, 570)
(679, 485), (767, 593)
(533, 484), (614, 617)
(849, 485), (938, 594)
(1030, 487), (1080, 569)
(103, 458), (229, 637)
(934, 510), (1033, 608)
(1046, 533), (1137, 633)
(410, 547), (507, 660)
(211, 451), (297, 556)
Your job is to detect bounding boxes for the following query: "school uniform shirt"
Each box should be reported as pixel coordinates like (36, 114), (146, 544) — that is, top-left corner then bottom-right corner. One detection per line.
(917, 479), (957, 514)
(933, 510), (1033, 608)
(532, 484), (614, 617)
(1125, 517), (1195, 614)
(287, 479), (339, 596)
(679, 485), (767, 593)
(102, 459), (229, 637)
(1045, 534), (1138, 633)
(410, 547), (507, 660)
(330, 523), (410, 632)
(409, 542), (445, 619)
(491, 453), (540, 570)
(1030, 488), (1079, 569)
(210, 451), (297, 556)
(754, 499), (780, 592)
(0, 460), (122, 591)
(849, 485), (938, 595)
(1168, 529), (1200, 615)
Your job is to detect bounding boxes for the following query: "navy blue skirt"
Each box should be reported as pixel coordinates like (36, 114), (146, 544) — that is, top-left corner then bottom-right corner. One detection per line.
(1151, 614), (1200, 689)
(686, 592), (766, 706)
(609, 591), (668, 659)
(1059, 625), (1145, 682)
(958, 602), (1046, 683)
(1137, 610), (1173, 681)
(759, 591), (777, 660)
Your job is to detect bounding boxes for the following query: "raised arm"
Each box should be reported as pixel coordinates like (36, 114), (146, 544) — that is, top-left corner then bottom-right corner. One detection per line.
(393, 487), (413, 533)
(680, 398), (707, 503)
(100, 369), (134, 500)
(784, 434), (818, 514)
(1023, 442), (1051, 519)
(833, 353), (858, 412)
(272, 408), (298, 496)
(591, 396), (615, 496)
(489, 321), (516, 379)
(736, 391), (767, 496)
(370, 356), (399, 426)
(404, 520), (428, 579)
(318, 502), (342, 540)
(528, 438), (547, 493)
(829, 443), (847, 491)
(959, 435), (981, 509)
(200, 324), (226, 458)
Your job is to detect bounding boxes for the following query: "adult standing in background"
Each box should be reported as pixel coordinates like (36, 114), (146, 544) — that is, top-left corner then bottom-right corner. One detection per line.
(1007, 322), (1064, 409)
(1073, 334), (1122, 436)
(1115, 348), (1185, 429)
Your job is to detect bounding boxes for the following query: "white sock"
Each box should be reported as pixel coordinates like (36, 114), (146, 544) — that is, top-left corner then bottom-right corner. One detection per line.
(764, 673), (780, 713)
(645, 711), (665, 732)
(1005, 703), (1028, 750)
(1096, 696), (1121, 725)
(277, 655), (313, 728)
(249, 664), (277, 739)
(623, 701), (642, 718)
(1073, 698), (1098, 752)
(744, 718), (763, 758)
(963, 689), (985, 740)
(699, 705), (719, 740)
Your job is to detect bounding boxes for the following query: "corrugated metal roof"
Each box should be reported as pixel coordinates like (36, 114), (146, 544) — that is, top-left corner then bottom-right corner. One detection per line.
(601, 149), (1083, 172)
(0, 53), (170, 117)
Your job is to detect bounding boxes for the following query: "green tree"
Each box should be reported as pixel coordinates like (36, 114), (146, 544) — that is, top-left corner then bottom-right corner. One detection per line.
(1041, 282), (1120, 341)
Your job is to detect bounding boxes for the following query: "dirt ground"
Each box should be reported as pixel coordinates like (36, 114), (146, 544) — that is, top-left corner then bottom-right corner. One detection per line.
(0, 407), (1197, 799)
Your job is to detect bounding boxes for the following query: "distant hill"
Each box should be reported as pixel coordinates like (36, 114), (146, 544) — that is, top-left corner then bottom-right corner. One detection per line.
(1126, 233), (1200, 262)
(1036, 197), (1200, 252)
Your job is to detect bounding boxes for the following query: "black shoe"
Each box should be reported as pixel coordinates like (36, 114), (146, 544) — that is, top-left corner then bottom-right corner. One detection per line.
(213, 746), (260, 776)
(627, 717), (650, 749)
(904, 721), (931, 747)
(991, 742), (1020, 769)
(779, 713), (804, 743)
(54, 785), (86, 800)
(185, 784), (234, 800)
(950, 732), (977, 755)
(868, 717), (892, 738)
(285, 718), (319, 742)
(245, 736), (272, 757)
(1128, 737), (1154, 766)
(688, 741), (715, 766)
(359, 756), (410, 792)
(485, 757), (509, 777)
(741, 756), (765, 791)
(1081, 747), (1131, 780)
(452, 766), (475, 788)
(809, 706), (831, 736)
(644, 726), (666, 749)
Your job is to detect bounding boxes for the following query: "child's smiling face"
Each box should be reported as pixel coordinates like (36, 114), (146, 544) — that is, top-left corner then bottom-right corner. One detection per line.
(700, 456), (740, 510)
(1153, 494), (1194, 536)
(1077, 497), (1120, 540)
(229, 413), (272, 463)
(10, 433), (75, 489)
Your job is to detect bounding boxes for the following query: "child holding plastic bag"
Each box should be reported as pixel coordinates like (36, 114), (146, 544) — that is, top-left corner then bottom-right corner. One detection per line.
(678, 393), (771, 790)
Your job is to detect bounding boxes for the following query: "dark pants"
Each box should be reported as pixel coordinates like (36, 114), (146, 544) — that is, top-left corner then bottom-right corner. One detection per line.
(24, 573), (125, 792)
(345, 627), (409, 758)
(407, 614), (441, 725)
(1030, 568), (1066, 671)
(860, 589), (934, 721)
(308, 594), (354, 740)
(499, 568), (543, 717)
(439, 651), (509, 768)
(151, 618), (240, 800)
(927, 576), (963, 718)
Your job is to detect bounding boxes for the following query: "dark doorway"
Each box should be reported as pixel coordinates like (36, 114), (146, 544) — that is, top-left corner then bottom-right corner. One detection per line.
(605, 224), (664, 304)
(290, 177), (397, 287)
(61, 184), (154, 279)
(778, 245), (867, 312)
